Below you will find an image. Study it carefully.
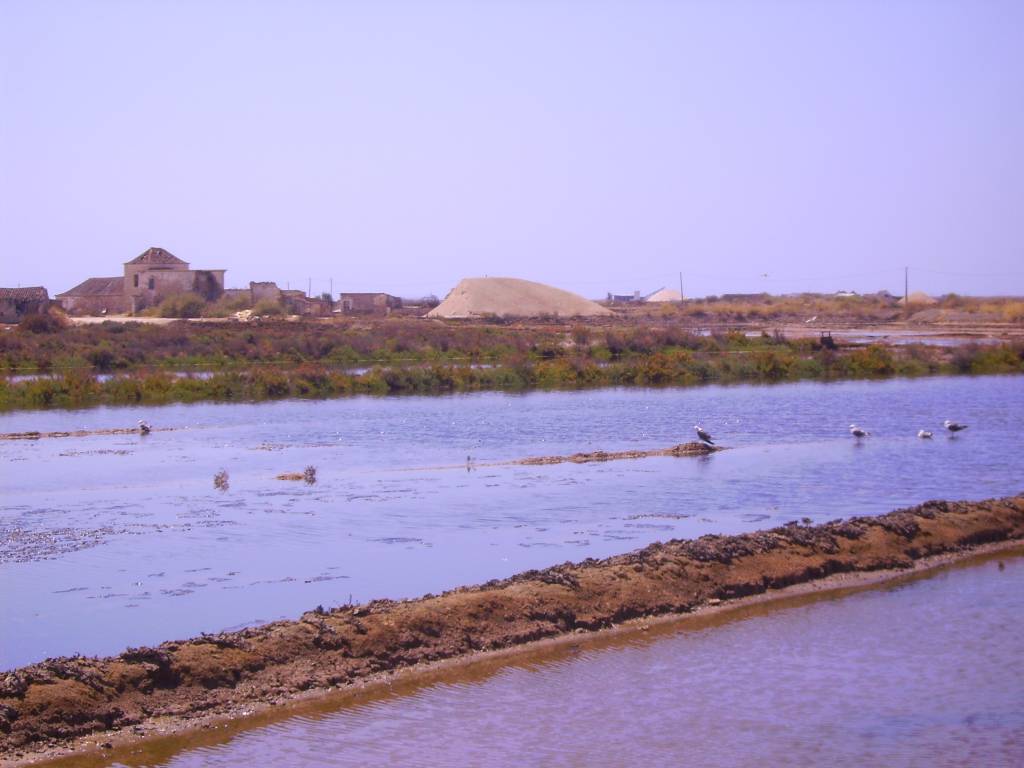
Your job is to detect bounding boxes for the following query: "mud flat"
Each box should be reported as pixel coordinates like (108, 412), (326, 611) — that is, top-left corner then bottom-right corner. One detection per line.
(2, 494), (1023, 763)
(0, 427), (174, 441)
(513, 440), (720, 465)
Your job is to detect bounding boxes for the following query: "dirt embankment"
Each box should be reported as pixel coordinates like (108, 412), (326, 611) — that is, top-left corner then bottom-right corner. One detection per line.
(2, 495), (1023, 760)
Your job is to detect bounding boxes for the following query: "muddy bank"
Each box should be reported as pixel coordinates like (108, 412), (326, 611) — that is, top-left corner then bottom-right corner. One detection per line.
(514, 441), (720, 465)
(0, 427), (173, 441)
(2, 494), (1023, 761)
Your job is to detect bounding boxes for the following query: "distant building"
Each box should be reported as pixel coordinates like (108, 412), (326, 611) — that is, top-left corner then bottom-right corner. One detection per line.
(0, 286), (49, 323)
(282, 290), (331, 316)
(834, 290), (858, 298)
(606, 290), (641, 303)
(224, 282), (330, 316)
(338, 293), (402, 315)
(249, 281), (283, 304)
(57, 247), (225, 315)
(55, 277), (125, 315)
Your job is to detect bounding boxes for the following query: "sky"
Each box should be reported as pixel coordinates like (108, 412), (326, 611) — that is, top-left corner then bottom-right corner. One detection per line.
(2, 0), (1022, 300)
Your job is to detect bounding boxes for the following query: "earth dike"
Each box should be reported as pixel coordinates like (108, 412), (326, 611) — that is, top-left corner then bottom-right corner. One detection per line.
(2, 494), (1022, 762)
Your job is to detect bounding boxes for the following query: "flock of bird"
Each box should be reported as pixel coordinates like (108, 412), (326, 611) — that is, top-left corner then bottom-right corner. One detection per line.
(848, 420), (968, 440)
(137, 417), (970, 446)
(692, 420), (969, 446)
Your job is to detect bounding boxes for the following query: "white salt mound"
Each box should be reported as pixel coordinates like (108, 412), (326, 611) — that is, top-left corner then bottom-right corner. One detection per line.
(428, 277), (613, 319)
(645, 287), (682, 303)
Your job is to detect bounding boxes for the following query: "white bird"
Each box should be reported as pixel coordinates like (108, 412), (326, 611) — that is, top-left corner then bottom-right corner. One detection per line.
(849, 424), (869, 438)
(917, 429), (933, 439)
(694, 425), (714, 445)
(804, 315), (818, 324)
(138, 420), (151, 435)
(943, 419), (968, 434)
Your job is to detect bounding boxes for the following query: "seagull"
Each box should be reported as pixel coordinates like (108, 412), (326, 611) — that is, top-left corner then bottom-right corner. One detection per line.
(138, 420), (151, 435)
(804, 315), (818, 324)
(943, 420), (968, 434)
(694, 425), (714, 445)
(849, 424), (869, 438)
(917, 430), (933, 439)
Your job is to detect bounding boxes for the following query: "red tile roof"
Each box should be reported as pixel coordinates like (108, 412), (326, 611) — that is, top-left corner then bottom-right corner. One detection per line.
(0, 286), (48, 301)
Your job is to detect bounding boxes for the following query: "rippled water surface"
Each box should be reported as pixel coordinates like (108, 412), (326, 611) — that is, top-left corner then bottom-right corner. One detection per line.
(99, 553), (1024, 768)
(1, 375), (1022, 668)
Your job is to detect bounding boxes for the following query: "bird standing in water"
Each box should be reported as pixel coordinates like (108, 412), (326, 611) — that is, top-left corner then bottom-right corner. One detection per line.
(917, 429), (933, 439)
(138, 420), (151, 435)
(849, 424), (869, 438)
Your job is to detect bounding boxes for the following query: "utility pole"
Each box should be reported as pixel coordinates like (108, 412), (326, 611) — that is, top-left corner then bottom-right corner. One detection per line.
(679, 271), (684, 302)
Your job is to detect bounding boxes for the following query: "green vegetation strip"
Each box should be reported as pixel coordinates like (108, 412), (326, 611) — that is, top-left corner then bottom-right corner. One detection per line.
(1, 342), (1021, 411)
(2, 319), (1021, 410)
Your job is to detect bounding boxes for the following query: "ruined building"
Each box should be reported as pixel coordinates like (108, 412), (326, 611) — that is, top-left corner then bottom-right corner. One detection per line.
(0, 287), (50, 323)
(57, 248), (225, 315)
(337, 293), (402, 315)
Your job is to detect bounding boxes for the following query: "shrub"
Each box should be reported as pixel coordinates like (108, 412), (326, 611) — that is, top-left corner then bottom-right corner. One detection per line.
(202, 294), (252, 318)
(86, 345), (117, 371)
(158, 292), (207, 318)
(847, 345), (895, 376)
(252, 299), (285, 317)
(17, 312), (64, 334)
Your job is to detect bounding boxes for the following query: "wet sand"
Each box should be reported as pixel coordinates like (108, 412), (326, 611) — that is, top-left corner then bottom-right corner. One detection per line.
(1, 494), (1021, 764)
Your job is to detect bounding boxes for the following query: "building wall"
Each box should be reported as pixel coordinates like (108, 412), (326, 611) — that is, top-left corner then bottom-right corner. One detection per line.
(193, 270), (225, 301)
(124, 260), (188, 308)
(338, 293), (402, 314)
(250, 282), (282, 304)
(59, 293), (129, 315)
(0, 298), (47, 323)
(126, 270), (192, 312)
(281, 291), (331, 316)
(126, 269), (226, 312)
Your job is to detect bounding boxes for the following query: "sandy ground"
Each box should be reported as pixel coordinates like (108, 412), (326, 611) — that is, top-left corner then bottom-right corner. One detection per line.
(2, 494), (1022, 764)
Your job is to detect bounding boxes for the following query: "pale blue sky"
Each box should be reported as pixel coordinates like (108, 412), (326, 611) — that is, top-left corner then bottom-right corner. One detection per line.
(2, 0), (1022, 299)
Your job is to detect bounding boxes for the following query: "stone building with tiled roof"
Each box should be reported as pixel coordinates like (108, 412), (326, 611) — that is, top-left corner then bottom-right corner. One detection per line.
(57, 247), (225, 315)
(0, 287), (50, 323)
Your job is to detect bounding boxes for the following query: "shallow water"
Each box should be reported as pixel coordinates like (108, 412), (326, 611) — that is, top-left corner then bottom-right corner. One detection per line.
(101, 553), (1024, 768)
(1, 375), (1022, 669)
